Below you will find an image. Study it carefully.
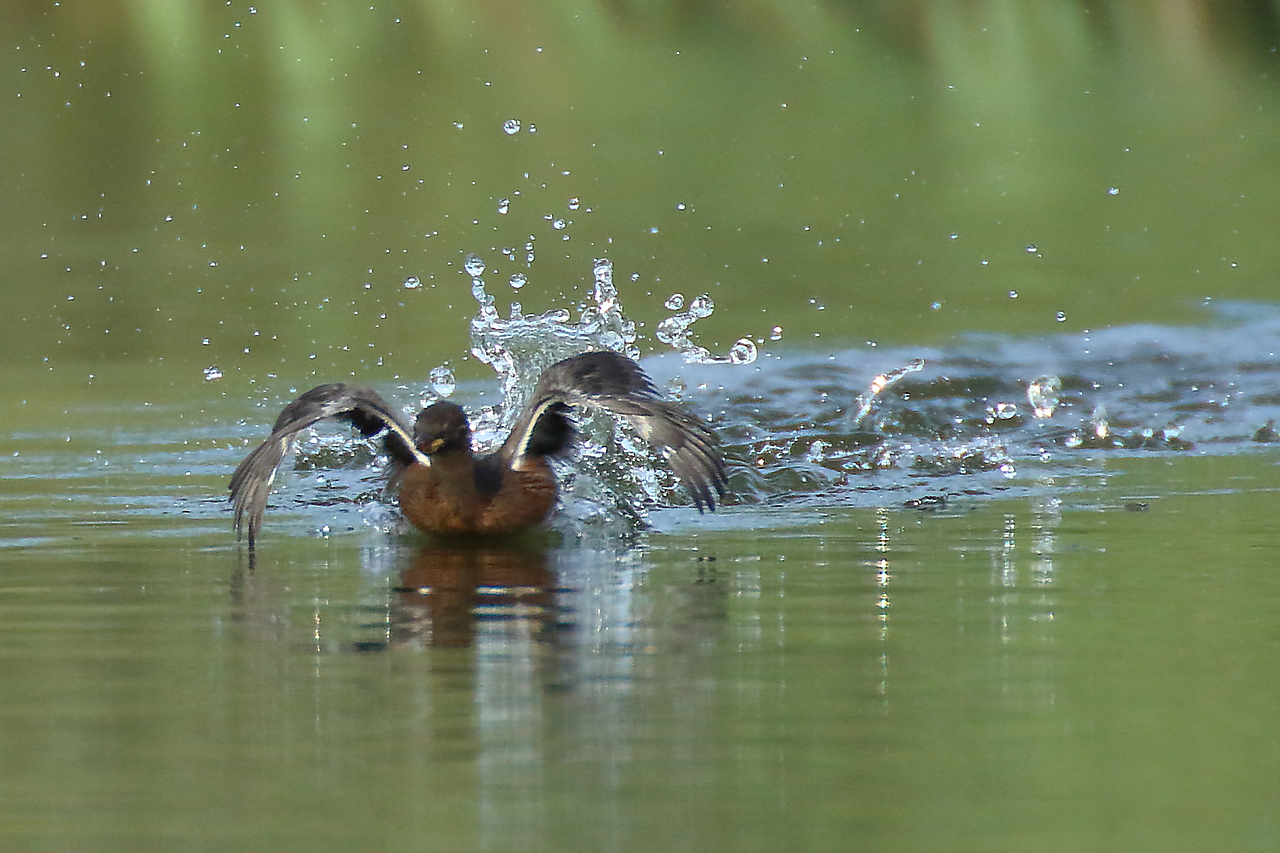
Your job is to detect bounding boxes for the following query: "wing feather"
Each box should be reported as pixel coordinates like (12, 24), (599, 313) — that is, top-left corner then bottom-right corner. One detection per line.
(229, 384), (425, 547)
(500, 352), (728, 511)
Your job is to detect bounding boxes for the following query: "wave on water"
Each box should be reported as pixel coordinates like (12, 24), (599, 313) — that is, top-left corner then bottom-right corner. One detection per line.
(286, 257), (1280, 539)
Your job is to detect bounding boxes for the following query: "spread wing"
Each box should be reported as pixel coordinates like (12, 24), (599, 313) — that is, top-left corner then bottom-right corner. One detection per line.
(229, 384), (427, 547)
(499, 351), (728, 511)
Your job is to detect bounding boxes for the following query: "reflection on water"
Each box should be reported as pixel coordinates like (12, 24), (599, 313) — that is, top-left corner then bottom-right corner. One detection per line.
(8, 5), (1280, 845)
(392, 544), (555, 650)
(4, 447), (1280, 850)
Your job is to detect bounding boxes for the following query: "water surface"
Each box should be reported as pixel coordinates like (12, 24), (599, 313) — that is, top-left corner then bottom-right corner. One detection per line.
(5, 4), (1280, 852)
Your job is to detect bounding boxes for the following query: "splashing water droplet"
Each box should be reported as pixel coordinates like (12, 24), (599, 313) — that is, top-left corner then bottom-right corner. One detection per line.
(403, 275), (421, 289)
(1027, 375), (1061, 418)
(203, 365), (223, 381)
(592, 258), (617, 309)
(502, 119), (521, 135)
(509, 272), (527, 290)
(464, 253), (486, 278)
(497, 198), (510, 214)
(1090, 405), (1109, 440)
(729, 338), (758, 365)
(664, 293), (685, 311)
(429, 366), (456, 397)
(851, 358), (926, 425)
(688, 294), (714, 319)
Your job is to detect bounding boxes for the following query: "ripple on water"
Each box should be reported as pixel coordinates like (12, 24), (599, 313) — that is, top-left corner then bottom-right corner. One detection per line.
(21, 287), (1280, 546)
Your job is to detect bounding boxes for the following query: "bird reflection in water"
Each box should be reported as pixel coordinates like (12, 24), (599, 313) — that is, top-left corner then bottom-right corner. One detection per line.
(391, 543), (557, 649)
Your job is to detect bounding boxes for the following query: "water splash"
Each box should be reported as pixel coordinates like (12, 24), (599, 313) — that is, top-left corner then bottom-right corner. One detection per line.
(850, 358), (925, 425)
(1027, 375), (1061, 418)
(463, 253), (486, 278)
(428, 366), (456, 397)
(655, 293), (753, 364)
(462, 256), (758, 529)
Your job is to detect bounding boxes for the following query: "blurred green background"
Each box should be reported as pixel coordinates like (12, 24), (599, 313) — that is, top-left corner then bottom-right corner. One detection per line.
(7, 0), (1280, 393)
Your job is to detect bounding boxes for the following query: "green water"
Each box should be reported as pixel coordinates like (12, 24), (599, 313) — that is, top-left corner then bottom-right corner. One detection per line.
(4, 456), (1279, 851)
(5, 4), (1280, 851)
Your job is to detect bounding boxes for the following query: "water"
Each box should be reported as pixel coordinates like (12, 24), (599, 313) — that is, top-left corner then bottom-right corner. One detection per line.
(5, 447), (1279, 852)
(7, 315), (1280, 853)
(7, 5), (1280, 851)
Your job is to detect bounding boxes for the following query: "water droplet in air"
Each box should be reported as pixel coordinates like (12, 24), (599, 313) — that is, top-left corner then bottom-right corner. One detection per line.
(551, 218), (566, 230)
(930, 301), (942, 311)
(463, 253), (486, 278)
(1027, 375), (1061, 418)
(203, 365), (223, 381)
(502, 119), (521, 135)
(688, 294), (714, 318)
(429, 366), (456, 397)
(1008, 290), (1018, 299)
(729, 338), (758, 365)
(1026, 244), (1039, 254)
(770, 325), (783, 341)
(664, 293), (685, 311)
(509, 272), (527, 290)
(1055, 311), (1067, 322)
(403, 275), (421, 289)
(568, 197), (580, 210)
(675, 202), (687, 211)
(201, 338), (210, 346)
(497, 198), (510, 214)
(1107, 187), (1120, 196)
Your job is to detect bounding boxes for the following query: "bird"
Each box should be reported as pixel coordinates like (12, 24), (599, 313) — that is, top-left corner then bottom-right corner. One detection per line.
(229, 350), (727, 547)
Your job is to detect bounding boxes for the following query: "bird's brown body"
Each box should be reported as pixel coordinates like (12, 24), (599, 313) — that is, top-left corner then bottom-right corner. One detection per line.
(229, 350), (727, 547)
(396, 453), (558, 536)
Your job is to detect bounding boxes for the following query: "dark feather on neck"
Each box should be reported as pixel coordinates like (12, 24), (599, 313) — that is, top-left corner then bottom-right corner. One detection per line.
(525, 402), (574, 457)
